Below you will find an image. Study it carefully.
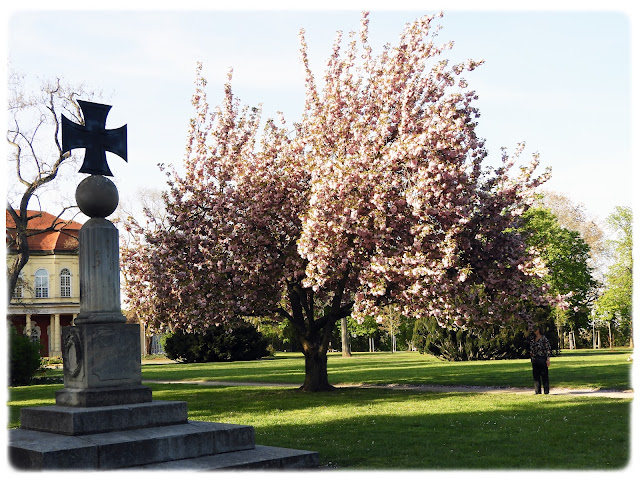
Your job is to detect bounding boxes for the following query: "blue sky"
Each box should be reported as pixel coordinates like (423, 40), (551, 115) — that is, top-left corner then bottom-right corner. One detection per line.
(4, 1), (636, 225)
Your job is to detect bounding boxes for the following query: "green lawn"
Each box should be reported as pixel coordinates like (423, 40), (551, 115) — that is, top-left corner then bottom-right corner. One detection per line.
(139, 348), (633, 390)
(7, 382), (630, 469)
(8, 349), (633, 469)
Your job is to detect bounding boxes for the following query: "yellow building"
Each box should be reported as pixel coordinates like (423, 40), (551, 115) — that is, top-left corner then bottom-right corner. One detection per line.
(6, 210), (83, 357)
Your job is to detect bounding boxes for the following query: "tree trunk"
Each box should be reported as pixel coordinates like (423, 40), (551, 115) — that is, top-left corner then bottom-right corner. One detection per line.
(341, 317), (351, 357)
(7, 230), (29, 304)
(285, 276), (352, 392)
(300, 346), (335, 392)
(557, 324), (564, 349)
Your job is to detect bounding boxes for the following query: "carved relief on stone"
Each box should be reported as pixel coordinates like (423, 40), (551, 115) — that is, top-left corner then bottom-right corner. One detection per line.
(62, 329), (83, 380)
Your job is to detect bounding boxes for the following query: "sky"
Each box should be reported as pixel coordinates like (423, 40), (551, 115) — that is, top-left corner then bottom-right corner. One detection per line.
(3, 0), (636, 229)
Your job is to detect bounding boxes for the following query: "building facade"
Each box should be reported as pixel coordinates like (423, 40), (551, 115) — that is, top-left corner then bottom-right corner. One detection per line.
(6, 210), (83, 357)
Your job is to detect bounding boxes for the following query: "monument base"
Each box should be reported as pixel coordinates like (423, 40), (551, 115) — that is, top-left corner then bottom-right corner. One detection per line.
(9, 400), (318, 470)
(55, 385), (152, 408)
(61, 323), (143, 392)
(20, 400), (186, 435)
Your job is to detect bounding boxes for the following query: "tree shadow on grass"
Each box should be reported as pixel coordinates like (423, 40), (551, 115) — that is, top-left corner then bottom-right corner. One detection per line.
(7, 382), (630, 469)
(256, 400), (630, 469)
(148, 384), (631, 470)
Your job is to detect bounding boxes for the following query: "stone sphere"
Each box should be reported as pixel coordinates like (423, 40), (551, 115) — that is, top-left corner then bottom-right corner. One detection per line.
(76, 175), (119, 218)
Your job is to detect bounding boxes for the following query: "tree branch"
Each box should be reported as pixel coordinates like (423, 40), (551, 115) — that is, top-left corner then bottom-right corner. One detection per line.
(274, 307), (294, 323)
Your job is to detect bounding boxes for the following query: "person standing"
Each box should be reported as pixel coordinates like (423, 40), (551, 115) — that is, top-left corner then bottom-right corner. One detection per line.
(530, 325), (552, 394)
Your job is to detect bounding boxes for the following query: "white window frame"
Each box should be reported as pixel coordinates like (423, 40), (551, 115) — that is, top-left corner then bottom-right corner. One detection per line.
(60, 268), (72, 298)
(35, 269), (49, 298)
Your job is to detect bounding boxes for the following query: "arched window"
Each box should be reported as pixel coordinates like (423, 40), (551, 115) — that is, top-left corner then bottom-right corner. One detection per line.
(35, 269), (49, 298)
(60, 268), (72, 297)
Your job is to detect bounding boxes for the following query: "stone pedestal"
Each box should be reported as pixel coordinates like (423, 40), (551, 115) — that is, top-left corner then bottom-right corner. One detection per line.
(75, 217), (127, 325)
(19, 401), (188, 435)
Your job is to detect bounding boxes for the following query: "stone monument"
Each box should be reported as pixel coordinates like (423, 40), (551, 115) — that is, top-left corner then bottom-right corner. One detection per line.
(56, 174), (151, 408)
(9, 100), (318, 470)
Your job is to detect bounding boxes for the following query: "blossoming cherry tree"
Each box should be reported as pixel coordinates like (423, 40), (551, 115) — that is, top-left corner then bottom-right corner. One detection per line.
(123, 13), (559, 391)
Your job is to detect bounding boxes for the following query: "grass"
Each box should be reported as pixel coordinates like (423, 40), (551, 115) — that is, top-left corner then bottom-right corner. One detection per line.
(139, 348), (633, 391)
(7, 382), (630, 469)
(8, 348), (633, 469)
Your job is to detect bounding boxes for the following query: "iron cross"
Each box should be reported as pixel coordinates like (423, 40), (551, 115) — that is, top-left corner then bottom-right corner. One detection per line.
(61, 100), (127, 176)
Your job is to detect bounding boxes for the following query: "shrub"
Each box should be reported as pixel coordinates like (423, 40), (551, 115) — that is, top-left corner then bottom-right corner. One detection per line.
(258, 318), (302, 352)
(412, 313), (559, 361)
(41, 356), (63, 366)
(164, 323), (269, 363)
(8, 324), (42, 386)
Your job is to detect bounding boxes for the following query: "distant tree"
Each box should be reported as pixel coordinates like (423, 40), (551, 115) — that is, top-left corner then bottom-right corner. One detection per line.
(414, 207), (595, 358)
(123, 13), (559, 391)
(254, 316), (299, 353)
(6, 72), (99, 302)
(116, 187), (169, 232)
(594, 207), (633, 347)
(521, 208), (598, 343)
(378, 305), (404, 352)
(336, 316), (379, 352)
(536, 191), (606, 274)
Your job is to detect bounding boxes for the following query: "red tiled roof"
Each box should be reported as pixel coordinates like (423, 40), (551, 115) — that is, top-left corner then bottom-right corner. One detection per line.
(6, 210), (83, 252)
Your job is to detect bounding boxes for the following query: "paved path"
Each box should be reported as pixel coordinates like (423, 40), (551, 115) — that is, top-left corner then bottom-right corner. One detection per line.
(147, 379), (633, 399)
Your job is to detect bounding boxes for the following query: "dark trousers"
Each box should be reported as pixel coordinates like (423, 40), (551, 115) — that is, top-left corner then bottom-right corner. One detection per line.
(531, 358), (549, 394)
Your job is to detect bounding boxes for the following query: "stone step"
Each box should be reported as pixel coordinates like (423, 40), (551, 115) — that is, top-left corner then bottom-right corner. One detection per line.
(20, 400), (188, 435)
(128, 444), (319, 469)
(9, 420), (255, 469)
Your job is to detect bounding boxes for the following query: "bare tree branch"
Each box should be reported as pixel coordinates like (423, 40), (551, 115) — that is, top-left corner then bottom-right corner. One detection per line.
(5, 71), (102, 303)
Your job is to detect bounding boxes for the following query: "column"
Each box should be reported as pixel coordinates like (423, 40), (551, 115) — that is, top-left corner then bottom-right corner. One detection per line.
(49, 315), (55, 357)
(52, 314), (61, 357)
(75, 218), (126, 324)
(25, 314), (32, 336)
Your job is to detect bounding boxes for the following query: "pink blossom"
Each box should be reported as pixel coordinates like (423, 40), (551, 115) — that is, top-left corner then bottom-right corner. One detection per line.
(122, 12), (557, 387)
